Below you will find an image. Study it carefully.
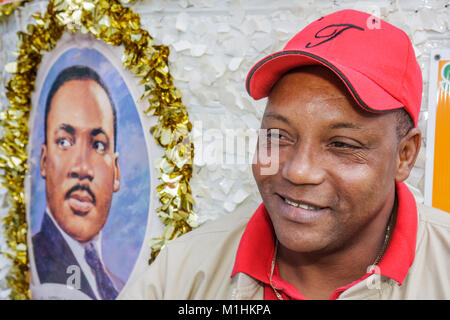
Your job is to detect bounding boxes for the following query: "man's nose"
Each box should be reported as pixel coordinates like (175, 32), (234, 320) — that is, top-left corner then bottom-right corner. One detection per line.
(281, 141), (326, 185)
(68, 142), (94, 181)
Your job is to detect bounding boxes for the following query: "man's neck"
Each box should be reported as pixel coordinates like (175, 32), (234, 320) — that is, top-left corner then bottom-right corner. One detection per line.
(277, 242), (379, 299)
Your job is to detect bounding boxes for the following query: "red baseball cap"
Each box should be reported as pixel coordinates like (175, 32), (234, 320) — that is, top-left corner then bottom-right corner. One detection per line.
(246, 9), (422, 126)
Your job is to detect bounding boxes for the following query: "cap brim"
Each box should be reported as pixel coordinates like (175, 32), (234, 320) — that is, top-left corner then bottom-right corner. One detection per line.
(246, 51), (403, 114)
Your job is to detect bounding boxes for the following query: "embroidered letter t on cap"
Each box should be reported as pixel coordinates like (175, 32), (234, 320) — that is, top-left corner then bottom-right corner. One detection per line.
(246, 9), (422, 126)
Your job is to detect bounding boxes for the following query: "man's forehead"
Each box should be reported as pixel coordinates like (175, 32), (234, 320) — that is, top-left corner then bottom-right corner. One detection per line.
(48, 79), (115, 132)
(54, 78), (108, 100)
(50, 80), (113, 115)
(263, 99), (395, 126)
(263, 82), (399, 135)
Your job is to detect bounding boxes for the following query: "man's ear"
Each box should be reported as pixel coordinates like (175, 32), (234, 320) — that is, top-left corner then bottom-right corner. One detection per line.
(395, 128), (421, 183)
(40, 144), (48, 179)
(113, 152), (120, 192)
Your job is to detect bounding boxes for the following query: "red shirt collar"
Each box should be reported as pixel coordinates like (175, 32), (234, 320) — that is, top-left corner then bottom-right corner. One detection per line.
(231, 182), (418, 300)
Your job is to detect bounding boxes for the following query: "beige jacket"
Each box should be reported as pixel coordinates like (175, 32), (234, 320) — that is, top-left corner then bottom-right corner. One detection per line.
(119, 200), (450, 300)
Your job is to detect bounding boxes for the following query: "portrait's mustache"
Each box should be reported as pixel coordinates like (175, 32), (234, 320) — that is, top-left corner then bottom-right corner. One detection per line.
(65, 184), (96, 204)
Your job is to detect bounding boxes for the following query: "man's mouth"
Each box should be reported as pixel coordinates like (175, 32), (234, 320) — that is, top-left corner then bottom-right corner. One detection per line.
(282, 196), (327, 211)
(65, 185), (96, 216)
(276, 194), (329, 223)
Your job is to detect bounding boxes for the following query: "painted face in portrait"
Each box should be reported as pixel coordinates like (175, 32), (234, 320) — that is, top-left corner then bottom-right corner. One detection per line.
(40, 78), (120, 243)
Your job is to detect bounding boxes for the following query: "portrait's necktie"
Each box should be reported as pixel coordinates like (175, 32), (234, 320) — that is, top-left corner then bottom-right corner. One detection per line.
(84, 242), (118, 300)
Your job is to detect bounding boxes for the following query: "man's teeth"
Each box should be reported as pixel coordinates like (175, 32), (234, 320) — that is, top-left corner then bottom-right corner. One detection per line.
(284, 198), (322, 210)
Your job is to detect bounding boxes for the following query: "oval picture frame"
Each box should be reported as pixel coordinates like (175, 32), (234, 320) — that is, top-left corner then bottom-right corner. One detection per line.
(1, 0), (197, 299)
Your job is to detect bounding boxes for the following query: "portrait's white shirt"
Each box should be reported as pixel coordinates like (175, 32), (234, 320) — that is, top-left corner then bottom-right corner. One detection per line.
(45, 208), (105, 300)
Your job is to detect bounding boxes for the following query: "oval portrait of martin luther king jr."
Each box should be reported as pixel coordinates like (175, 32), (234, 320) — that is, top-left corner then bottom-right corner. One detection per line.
(26, 34), (163, 300)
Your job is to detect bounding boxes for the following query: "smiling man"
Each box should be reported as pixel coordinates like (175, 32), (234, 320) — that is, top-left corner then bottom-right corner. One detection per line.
(32, 65), (122, 300)
(121, 9), (450, 300)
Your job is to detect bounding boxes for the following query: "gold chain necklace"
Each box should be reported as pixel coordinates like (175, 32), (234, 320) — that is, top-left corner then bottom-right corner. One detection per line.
(269, 207), (397, 300)
(269, 240), (283, 300)
(372, 207), (396, 266)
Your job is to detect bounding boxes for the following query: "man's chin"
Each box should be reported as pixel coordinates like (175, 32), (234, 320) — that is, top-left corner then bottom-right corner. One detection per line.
(271, 216), (334, 253)
(280, 239), (328, 254)
(65, 223), (102, 243)
(276, 227), (343, 256)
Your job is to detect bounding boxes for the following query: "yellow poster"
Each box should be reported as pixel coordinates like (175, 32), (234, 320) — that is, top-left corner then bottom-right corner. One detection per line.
(432, 60), (450, 213)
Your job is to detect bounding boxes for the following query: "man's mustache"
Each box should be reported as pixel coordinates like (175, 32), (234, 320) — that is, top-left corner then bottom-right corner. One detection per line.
(65, 184), (96, 204)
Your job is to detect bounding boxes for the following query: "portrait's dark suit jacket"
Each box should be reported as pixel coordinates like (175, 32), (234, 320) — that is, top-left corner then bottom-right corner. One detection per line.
(32, 213), (123, 300)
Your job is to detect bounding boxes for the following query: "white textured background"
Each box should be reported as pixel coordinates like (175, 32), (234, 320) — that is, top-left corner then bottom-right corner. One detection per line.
(0, 0), (449, 298)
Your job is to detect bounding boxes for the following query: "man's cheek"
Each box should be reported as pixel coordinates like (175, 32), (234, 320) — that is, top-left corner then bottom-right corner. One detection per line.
(45, 159), (62, 186)
(47, 150), (70, 173)
(252, 163), (270, 191)
(92, 167), (116, 201)
(102, 153), (114, 166)
(334, 163), (372, 187)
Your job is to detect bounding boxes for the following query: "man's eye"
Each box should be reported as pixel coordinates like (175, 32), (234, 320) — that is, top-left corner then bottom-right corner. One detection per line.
(330, 141), (360, 149)
(93, 141), (106, 152)
(56, 138), (72, 148)
(266, 129), (286, 141)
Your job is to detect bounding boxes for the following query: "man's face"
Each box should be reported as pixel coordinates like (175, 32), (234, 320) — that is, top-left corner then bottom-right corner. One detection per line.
(253, 67), (402, 255)
(41, 79), (120, 242)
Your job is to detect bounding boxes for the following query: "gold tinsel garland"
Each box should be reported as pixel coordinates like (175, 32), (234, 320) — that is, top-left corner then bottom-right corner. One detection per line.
(0, 1), (29, 22)
(1, 0), (197, 299)
(0, 0), (137, 22)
